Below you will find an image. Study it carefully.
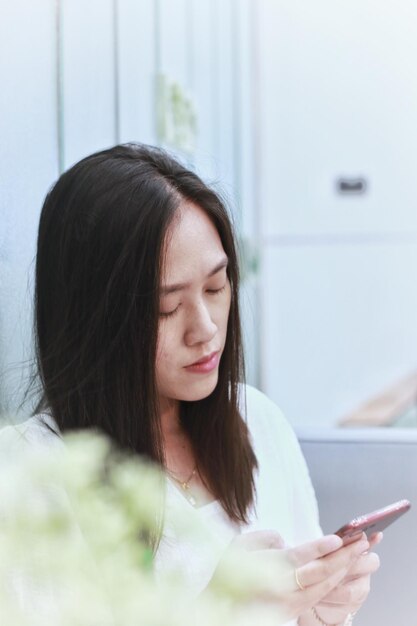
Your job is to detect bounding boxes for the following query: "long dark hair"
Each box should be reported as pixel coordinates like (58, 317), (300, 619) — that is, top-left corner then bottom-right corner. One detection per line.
(35, 144), (257, 524)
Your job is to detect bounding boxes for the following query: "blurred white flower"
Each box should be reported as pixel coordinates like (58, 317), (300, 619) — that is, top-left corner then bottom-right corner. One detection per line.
(0, 428), (290, 626)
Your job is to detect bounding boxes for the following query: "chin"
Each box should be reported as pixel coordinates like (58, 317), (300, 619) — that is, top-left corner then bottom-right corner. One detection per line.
(179, 374), (219, 402)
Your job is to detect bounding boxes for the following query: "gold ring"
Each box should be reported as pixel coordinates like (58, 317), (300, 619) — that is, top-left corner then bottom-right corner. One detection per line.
(295, 568), (306, 591)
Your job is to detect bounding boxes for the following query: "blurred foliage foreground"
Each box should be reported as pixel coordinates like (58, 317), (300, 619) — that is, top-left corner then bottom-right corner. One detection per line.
(0, 429), (294, 626)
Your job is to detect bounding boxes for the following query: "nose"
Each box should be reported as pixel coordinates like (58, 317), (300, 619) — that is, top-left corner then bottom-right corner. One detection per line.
(184, 301), (217, 346)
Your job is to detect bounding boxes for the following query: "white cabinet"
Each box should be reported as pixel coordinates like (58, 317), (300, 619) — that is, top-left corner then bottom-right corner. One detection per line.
(261, 243), (417, 426)
(257, 0), (417, 424)
(257, 0), (417, 238)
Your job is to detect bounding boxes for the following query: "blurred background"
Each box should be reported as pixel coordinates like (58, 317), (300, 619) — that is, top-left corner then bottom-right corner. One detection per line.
(1, 0), (417, 428)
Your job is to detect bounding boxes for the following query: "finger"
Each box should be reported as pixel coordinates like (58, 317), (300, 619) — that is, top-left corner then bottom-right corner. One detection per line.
(235, 530), (286, 551)
(288, 535), (343, 568)
(341, 531), (365, 546)
(369, 531), (383, 547)
(257, 541), (367, 620)
(297, 563), (357, 610)
(294, 538), (369, 589)
(344, 552), (380, 579)
(343, 531), (383, 548)
(263, 561), (359, 620)
(319, 575), (371, 608)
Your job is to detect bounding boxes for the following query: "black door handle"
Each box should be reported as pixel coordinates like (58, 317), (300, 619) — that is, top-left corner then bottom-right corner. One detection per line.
(336, 177), (367, 194)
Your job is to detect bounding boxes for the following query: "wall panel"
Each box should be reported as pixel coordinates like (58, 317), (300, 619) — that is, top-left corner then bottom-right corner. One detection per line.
(257, 0), (417, 238)
(261, 242), (417, 426)
(117, 0), (157, 145)
(189, 0), (218, 182)
(61, 0), (116, 168)
(212, 0), (236, 207)
(0, 0), (58, 413)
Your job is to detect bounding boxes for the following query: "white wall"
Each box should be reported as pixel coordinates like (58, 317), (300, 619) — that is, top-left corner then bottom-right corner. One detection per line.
(0, 0), (257, 416)
(257, 0), (417, 425)
(0, 0), (58, 414)
(61, 0), (117, 168)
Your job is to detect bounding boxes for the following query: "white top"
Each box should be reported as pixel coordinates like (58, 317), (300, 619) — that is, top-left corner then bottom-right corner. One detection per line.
(154, 385), (322, 626)
(0, 385), (322, 625)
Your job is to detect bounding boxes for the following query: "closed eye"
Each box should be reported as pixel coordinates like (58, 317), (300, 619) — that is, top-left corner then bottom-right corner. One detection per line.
(159, 304), (180, 318)
(206, 285), (226, 295)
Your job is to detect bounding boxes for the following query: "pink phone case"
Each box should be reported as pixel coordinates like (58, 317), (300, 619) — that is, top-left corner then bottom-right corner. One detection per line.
(335, 499), (411, 539)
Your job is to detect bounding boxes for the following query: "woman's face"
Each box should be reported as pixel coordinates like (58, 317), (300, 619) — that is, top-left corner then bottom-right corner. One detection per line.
(156, 201), (232, 409)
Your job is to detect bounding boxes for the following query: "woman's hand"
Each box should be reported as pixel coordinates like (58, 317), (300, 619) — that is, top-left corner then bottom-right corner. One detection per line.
(309, 532), (382, 625)
(212, 530), (371, 624)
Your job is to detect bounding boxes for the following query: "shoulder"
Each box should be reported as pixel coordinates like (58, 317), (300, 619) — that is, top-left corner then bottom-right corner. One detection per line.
(239, 385), (322, 542)
(239, 384), (297, 449)
(0, 414), (61, 463)
(239, 383), (309, 479)
(241, 383), (285, 420)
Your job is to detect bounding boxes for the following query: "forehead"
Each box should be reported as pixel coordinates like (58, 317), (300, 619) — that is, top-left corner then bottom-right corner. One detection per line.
(162, 202), (226, 282)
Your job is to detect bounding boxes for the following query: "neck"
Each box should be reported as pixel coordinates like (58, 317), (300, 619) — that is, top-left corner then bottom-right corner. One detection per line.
(159, 398), (194, 476)
(159, 397), (182, 439)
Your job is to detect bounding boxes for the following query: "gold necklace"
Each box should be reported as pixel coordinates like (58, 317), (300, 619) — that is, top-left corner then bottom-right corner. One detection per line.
(166, 466), (198, 507)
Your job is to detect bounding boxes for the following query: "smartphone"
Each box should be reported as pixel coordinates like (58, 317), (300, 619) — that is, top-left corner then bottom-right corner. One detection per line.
(335, 499), (411, 540)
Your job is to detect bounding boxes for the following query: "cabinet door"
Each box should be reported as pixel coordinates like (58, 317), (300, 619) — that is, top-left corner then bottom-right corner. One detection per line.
(0, 0), (58, 413)
(261, 242), (417, 426)
(233, 0), (256, 236)
(211, 0), (237, 205)
(188, 0), (218, 182)
(117, 0), (157, 145)
(61, 0), (116, 168)
(189, 0), (244, 206)
(158, 0), (189, 86)
(157, 0), (190, 161)
(257, 0), (417, 238)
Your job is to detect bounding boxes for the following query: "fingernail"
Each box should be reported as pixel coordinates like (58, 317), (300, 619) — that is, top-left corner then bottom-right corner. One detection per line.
(354, 540), (369, 553)
(323, 535), (343, 551)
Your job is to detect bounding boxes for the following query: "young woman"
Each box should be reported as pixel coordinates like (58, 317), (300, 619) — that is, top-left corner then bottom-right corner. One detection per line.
(13, 144), (381, 624)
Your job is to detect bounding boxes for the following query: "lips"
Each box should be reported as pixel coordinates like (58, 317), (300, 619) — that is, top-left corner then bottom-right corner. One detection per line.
(191, 351), (218, 366)
(185, 351), (220, 374)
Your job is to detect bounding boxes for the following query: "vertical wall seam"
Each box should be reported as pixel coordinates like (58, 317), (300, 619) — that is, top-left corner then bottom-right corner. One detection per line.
(211, 0), (220, 181)
(56, 0), (64, 173)
(231, 0), (242, 222)
(113, 0), (120, 144)
(154, 0), (161, 145)
(249, 0), (263, 389)
(185, 0), (195, 169)
(249, 0), (260, 244)
(186, 0), (194, 91)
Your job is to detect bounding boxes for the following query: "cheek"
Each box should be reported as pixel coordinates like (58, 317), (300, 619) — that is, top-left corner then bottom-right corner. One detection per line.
(221, 284), (232, 327)
(156, 329), (168, 367)
(155, 342), (173, 391)
(210, 291), (231, 344)
(156, 324), (177, 369)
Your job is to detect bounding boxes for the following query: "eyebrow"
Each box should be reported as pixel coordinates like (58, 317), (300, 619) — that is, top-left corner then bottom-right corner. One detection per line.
(160, 257), (229, 296)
